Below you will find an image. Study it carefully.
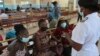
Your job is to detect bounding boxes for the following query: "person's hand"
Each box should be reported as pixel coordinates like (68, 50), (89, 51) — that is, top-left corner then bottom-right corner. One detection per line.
(61, 32), (67, 37)
(61, 32), (70, 39)
(56, 44), (63, 56)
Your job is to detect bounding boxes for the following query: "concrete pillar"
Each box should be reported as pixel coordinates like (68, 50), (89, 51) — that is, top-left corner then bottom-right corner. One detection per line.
(29, 0), (36, 8)
(68, 0), (73, 12)
(73, 0), (77, 11)
(51, 0), (69, 8)
(67, 0), (77, 11)
(12, 0), (17, 9)
(40, 0), (51, 8)
(4, 0), (17, 9)
(35, 0), (40, 8)
(59, 0), (68, 7)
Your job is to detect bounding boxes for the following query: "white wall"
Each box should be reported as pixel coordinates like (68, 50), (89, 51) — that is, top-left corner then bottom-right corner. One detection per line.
(73, 0), (77, 11)
(59, 0), (69, 7)
(51, 0), (69, 8)
(35, 0), (40, 8)
(4, 0), (78, 10)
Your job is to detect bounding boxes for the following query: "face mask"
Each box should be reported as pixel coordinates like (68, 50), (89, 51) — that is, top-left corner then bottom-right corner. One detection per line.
(21, 37), (29, 43)
(79, 11), (84, 17)
(61, 22), (67, 29)
(78, 6), (84, 17)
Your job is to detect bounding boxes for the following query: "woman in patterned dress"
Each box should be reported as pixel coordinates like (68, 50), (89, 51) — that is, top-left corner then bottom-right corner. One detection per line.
(1, 24), (30, 56)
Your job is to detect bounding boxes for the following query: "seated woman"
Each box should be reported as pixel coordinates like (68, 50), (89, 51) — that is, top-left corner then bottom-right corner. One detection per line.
(1, 24), (30, 56)
(6, 29), (16, 44)
(50, 19), (72, 56)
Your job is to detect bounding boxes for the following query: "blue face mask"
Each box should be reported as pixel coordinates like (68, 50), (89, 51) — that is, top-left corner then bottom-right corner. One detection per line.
(61, 22), (67, 29)
(21, 37), (29, 43)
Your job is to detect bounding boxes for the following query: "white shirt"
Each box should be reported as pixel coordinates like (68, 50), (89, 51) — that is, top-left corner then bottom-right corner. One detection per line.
(71, 12), (100, 56)
(0, 13), (9, 20)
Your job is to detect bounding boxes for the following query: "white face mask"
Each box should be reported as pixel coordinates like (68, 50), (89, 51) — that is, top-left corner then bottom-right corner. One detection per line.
(78, 6), (84, 17)
(80, 12), (84, 16)
(21, 37), (30, 43)
(61, 22), (67, 29)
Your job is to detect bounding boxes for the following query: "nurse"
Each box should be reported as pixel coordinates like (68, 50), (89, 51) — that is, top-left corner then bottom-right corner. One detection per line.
(62, 0), (100, 56)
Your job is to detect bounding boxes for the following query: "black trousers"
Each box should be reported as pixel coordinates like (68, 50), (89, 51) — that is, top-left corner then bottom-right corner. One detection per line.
(63, 46), (72, 56)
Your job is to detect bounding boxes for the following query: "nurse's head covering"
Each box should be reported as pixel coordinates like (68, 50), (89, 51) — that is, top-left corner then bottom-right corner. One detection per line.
(78, 0), (99, 12)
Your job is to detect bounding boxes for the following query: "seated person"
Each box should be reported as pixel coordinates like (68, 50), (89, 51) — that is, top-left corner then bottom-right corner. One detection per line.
(6, 29), (16, 44)
(50, 19), (72, 56)
(1, 24), (30, 56)
(33, 19), (54, 56)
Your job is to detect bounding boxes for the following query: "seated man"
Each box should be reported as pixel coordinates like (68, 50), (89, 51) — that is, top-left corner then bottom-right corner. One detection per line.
(33, 19), (54, 56)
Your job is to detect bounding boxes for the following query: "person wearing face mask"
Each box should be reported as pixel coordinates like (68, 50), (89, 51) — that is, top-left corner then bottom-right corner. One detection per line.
(50, 19), (73, 56)
(34, 19), (54, 56)
(77, 5), (83, 22)
(61, 0), (100, 56)
(1, 24), (30, 56)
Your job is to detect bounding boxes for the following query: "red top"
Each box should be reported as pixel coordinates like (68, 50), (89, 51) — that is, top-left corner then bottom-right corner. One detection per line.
(53, 24), (75, 45)
(0, 35), (3, 41)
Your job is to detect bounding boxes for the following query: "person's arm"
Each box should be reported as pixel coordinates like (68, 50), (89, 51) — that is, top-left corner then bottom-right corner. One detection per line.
(62, 23), (88, 51)
(62, 33), (82, 51)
